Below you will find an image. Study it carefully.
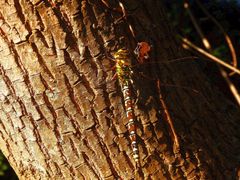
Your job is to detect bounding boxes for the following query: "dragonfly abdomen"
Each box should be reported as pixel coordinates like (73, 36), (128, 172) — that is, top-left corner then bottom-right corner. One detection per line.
(122, 84), (139, 164)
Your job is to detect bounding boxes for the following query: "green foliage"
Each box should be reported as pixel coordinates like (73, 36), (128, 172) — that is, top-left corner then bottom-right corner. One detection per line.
(0, 151), (8, 176)
(0, 151), (18, 179)
(212, 45), (228, 59)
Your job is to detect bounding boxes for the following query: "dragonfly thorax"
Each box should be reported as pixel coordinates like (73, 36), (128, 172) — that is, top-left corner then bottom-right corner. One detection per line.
(116, 60), (132, 85)
(114, 49), (133, 85)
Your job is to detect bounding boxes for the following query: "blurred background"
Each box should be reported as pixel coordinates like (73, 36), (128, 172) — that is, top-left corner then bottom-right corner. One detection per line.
(0, 0), (240, 179)
(163, 0), (240, 106)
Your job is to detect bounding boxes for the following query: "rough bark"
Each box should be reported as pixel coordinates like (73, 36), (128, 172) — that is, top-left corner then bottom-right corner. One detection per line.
(0, 0), (240, 179)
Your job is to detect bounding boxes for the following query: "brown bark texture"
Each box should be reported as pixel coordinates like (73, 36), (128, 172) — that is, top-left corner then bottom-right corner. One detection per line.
(0, 0), (240, 179)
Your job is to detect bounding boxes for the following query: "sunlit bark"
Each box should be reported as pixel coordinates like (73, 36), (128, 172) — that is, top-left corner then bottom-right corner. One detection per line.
(0, 0), (239, 179)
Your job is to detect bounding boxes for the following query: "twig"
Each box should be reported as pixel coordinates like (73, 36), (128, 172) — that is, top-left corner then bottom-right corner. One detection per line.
(184, 2), (211, 49)
(182, 37), (240, 105)
(195, 0), (238, 68)
(184, 1), (240, 106)
(219, 69), (240, 106)
(182, 37), (240, 76)
(157, 80), (180, 153)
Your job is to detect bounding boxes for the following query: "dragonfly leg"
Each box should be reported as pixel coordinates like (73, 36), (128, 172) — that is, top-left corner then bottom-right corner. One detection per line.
(111, 72), (118, 80)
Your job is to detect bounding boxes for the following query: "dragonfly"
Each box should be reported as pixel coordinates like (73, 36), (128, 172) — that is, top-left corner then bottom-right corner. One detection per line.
(112, 48), (141, 167)
(108, 42), (198, 168)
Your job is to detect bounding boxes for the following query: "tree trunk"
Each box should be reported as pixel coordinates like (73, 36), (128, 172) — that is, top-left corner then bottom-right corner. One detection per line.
(0, 0), (240, 179)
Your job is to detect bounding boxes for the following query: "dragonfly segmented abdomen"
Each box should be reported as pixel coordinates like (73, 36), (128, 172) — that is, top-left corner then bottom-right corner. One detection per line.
(122, 83), (139, 163)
